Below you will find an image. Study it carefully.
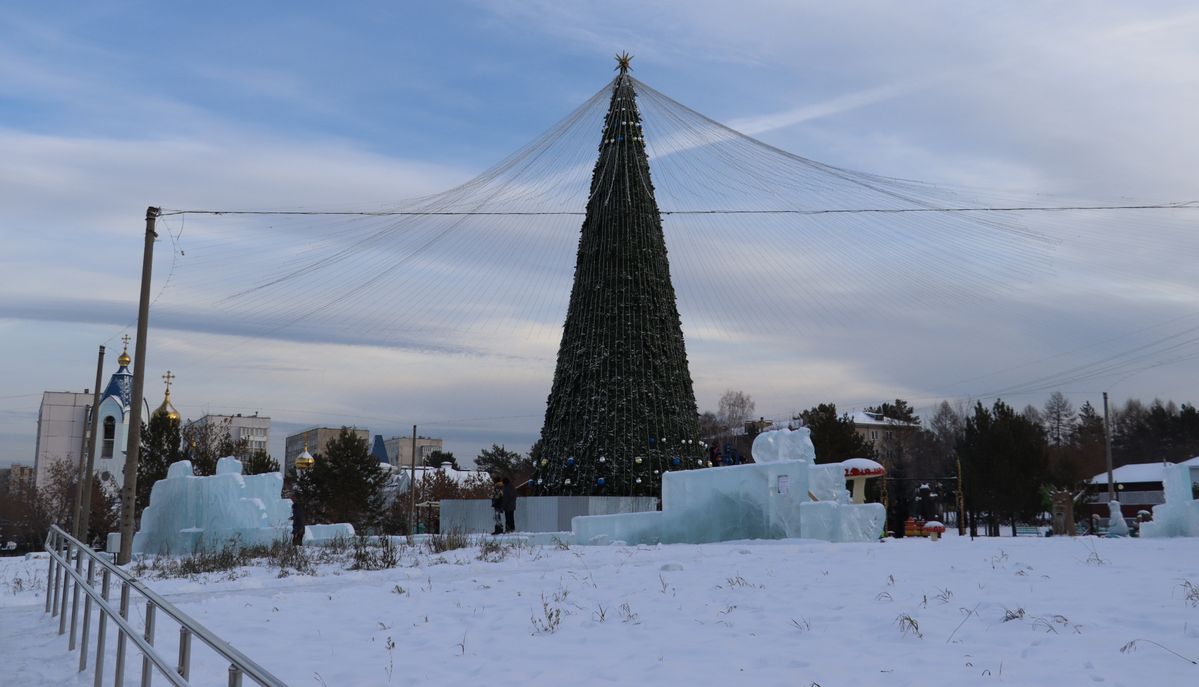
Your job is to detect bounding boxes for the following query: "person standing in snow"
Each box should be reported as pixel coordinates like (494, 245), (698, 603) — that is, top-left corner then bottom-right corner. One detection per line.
(491, 481), (504, 535)
(291, 500), (305, 546)
(502, 476), (517, 533)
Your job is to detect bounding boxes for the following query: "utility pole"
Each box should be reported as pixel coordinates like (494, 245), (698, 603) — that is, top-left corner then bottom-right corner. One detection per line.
(1102, 392), (1115, 502)
(74, 346), (106, 540)
(117, 207), (159, 565)
(71, 411), (89, 538)
(408, 425), (418, 535)
(955, 456), (966, 536)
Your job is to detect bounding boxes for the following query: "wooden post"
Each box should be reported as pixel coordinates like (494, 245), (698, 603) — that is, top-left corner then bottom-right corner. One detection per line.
(1103, 392), (1115, 502)
(76, 346), (106, 541)
(117, 207), (159, 565)
(71, 413), (89, 538)
(408, 425), (418, 534)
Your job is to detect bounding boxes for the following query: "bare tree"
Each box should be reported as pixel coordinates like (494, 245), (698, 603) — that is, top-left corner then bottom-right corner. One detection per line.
(717, 390), (756, 431)
(697, 411), (721, 439)
(1021, 404), (1043, 426)
(1042, 391), (1075, 448)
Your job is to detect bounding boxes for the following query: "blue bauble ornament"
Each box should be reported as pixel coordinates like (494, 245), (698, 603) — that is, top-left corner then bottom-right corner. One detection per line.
(596, 477), (606, 487)
(671, 456), (681, 466)
(566, 456), (575, 466)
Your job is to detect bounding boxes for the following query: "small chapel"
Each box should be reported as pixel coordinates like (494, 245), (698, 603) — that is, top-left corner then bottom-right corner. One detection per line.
(90, 336), (178, 489)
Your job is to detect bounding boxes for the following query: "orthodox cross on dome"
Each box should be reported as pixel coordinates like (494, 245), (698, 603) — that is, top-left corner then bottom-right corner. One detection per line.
(614, 51), (633, 74)
(118, 334), (132, 367)
(154, 369), (180, 421)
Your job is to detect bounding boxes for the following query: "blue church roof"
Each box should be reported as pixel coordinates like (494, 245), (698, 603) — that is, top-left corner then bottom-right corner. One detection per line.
(371, 434), (390, 464)
(101, 364), (133, 409)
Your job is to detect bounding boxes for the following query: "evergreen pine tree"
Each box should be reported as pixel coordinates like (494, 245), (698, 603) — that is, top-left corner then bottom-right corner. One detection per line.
(424, 450), (458, 469)
(293, 428), (387, 532)
(957, 400), (1049, 536)
(137, 410), (182, 516)
(865, 399), (919, 423)
(798, 403), (875, 463)
(241, 450), (280, 475)
(474, 444), (532, 481)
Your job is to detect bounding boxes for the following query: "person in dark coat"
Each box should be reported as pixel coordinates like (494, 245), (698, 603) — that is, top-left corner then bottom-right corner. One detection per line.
(490, 481), (504, 535)
(291, 500), (305, 546)
(501, 477), (517, 533)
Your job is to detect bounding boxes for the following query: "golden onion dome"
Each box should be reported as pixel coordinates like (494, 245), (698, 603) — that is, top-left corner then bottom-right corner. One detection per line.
(153, 370), (179, 421)
(153, 392), (180, 421)
(117, 334), (132, 367)
(295, 449), (315, 470)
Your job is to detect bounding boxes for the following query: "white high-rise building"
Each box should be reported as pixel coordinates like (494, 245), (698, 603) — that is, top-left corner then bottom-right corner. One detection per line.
(187, 414), (271, 455)
(33, 391), (93, 488)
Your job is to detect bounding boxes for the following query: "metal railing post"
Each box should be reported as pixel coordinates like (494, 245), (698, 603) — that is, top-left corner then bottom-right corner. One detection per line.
(94, 568), (110, 687)
(51, 534), (63, 617)
(141, 601), (157, 687)
(177, 627), (191, 680)
(42, 525), (288, 687)
(45, 529), (56, 613)
(115, 580), (130, 686)
(79, 556), (95, 672)
(70, 544), (84, 649)
(59, 541), (73, 634)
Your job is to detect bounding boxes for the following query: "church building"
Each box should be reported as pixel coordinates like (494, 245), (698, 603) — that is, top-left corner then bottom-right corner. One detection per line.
(32, 337), (177, 491)
(92, 340), (135, 488)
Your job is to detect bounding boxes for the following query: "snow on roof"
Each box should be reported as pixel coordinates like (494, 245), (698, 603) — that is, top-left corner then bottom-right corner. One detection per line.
(842, 457), (885, 476)
(394, 463), (482, 486)
(1089, 456), (1199, 485)
(849, 411), (920, 428)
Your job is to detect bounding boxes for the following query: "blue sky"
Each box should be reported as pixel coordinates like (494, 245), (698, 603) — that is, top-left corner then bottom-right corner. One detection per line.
(2, 2), (1198, 467)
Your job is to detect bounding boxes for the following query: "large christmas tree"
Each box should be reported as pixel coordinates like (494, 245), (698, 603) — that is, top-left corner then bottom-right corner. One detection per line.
(534, 55), (704, 497)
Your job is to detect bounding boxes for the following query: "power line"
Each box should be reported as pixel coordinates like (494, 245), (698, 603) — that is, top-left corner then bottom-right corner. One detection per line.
(157, 201), (1198, 218)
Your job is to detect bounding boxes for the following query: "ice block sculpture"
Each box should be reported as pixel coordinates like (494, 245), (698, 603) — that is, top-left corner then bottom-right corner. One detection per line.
(1141, 462), (1199, 537)
(751, 427), (818, 464)
(131, 458), (293, 555)
(1106, 501), (1130, 537)
(572, 459), (809, 545)
(570, 428), (884, 545)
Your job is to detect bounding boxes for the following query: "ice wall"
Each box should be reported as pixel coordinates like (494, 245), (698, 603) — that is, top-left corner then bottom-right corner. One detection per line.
(801, 501), (886, 542)
(573, 460), (808, 545)
(1141, 463), (1199, 538)
(571, 428), (884, 545)
(132, 458), (292, 555)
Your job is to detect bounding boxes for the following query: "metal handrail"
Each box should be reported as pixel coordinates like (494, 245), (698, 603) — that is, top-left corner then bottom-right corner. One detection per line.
(43, 525), (288, 687)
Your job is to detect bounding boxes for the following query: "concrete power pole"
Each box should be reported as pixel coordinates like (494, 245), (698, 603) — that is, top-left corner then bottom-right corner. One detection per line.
(408, 425), (418, 535)
(117, 207), (159, 565)
(74, 346), (106, 540)
(1103, 392), (1115, 502)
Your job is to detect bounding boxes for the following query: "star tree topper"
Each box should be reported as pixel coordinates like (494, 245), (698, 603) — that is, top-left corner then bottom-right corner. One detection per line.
(615, 51), (633, 73)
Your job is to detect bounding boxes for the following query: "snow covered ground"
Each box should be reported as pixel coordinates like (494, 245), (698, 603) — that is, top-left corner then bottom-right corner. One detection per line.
(2, 533), (1198, 686)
